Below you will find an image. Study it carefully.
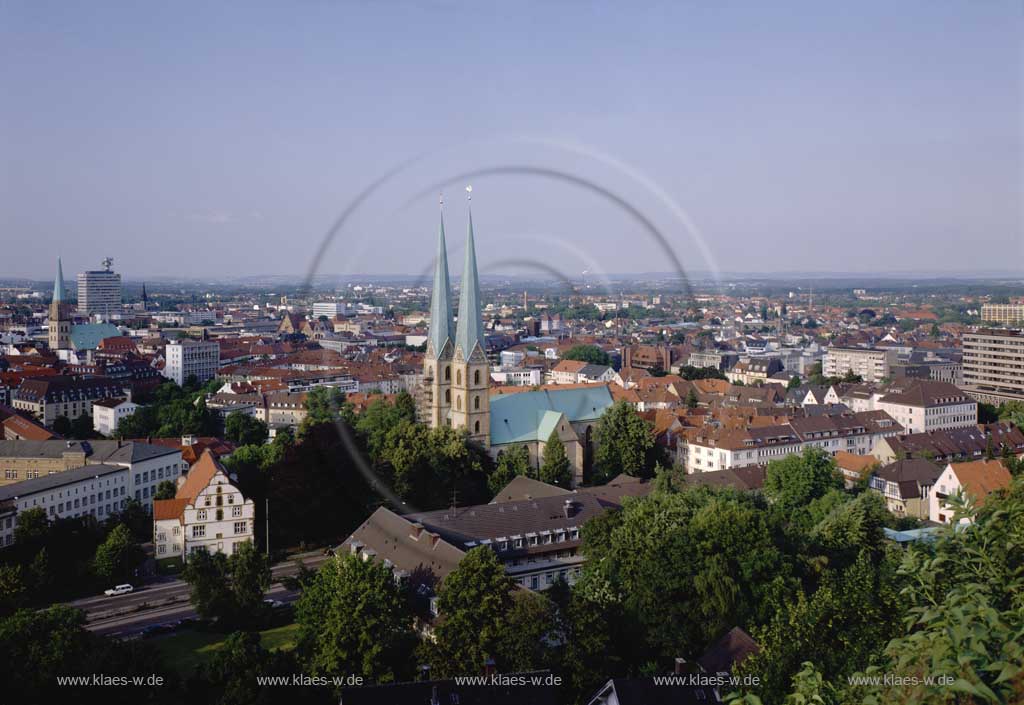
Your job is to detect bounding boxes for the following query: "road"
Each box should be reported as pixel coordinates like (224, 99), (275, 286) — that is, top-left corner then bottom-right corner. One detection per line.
(67, 551), (333, 638)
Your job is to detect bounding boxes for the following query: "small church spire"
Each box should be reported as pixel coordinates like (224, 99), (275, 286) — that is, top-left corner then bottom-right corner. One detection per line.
(454, 186), (484, 358)
(426, 194), (454, 359)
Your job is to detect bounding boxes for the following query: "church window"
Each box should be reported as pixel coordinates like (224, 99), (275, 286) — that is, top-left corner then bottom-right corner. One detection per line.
(445, 389), (451, 403)
(457, 370), (462, 385)
(444, 366), (450, 381)
(474, 421), (480, 434)
(456, 396), (462, 411)
(474, 396), (480, 410)
(474, 370), (481, 385)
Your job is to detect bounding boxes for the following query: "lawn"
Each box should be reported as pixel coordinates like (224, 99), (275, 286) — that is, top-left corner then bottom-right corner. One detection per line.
(152, 622), (301, 674)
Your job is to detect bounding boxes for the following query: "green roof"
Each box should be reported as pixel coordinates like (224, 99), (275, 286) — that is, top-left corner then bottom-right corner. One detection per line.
(490, 385), (614, 445)
(70, 323), (121, 350)
(454, 206), (484, 358)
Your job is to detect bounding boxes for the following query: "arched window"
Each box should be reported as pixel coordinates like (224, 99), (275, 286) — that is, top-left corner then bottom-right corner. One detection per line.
(474, 370), (481, 385)
(456, 370), (462, 385)
(474, 421), (480, 433)
(456, 396), (462, 411)
(445, 389), (451, 403)
(474, 395), (480, 410)
(444, 366), (450, 381)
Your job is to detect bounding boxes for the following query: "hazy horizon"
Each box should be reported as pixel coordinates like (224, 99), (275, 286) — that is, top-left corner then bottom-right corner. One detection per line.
(3, 1), (1022, 280)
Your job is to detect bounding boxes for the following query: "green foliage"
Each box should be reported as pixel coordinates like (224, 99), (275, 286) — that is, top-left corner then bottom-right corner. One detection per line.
(593, 400), (659, 483)
(295, 554), (417, 683)
(997, 399), (1024, 428)
(787, 375), (802, 390)
(189, 630), (309, 705)
(298, 386), (348, 437)
(225, 411), (268, 446)
(422, 547), (513, 677)
(92, 524), (145, 583)
(155, 480), (178, 500)
(677, 365), (728, 381)
(181, 541), (270, 628)
(562, 344), (610, 366)
(540, 429), (573, 488)
(488, 444), (532, 496)
(116, 380), (220, 439)
(763, 448), (843, 514)
(494, 590), (557, 672)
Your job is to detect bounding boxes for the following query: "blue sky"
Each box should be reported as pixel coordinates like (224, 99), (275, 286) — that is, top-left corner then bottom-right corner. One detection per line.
(2, 1), (1021, 281)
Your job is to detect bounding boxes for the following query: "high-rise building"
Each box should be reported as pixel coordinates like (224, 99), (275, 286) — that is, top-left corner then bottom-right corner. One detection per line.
(48, 258), (72, 351)
(962, 329), (1024, 404)
(419, 194), (489, 446)
(77, 258), (122, 319)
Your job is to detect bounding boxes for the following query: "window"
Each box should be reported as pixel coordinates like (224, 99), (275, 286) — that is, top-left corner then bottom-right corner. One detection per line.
(192, 525), (206, 538)
(456, 396), (462, 411)
(474, 370), (481, 385)
(216, 509), (223, 521)
(234, 521), (247, 534)
(474, 420), (480, 433)
(445, 389), (451, 403)
(232, 506), (242, 518)
(456, 370), (462, 385)
(172, 525), (180, 535)
(474, 395), (480, 410)
(197, 509), (207, 520)
(444, 366), (450, 381)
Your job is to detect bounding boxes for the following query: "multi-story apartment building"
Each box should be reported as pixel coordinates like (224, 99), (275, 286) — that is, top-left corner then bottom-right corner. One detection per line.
(962, 329), (1024, 404)
(980, 303), (1024, 325)
(685, 410), (902, 473)
(152, 451), (255, 560)
(12, 376), (126, 425)
(874, 380), (977, 434)
(77, 263), (122, 319)
(311, 302), (349, 318)
(823, 346), (896, 384)
(162, 339), (220, 386)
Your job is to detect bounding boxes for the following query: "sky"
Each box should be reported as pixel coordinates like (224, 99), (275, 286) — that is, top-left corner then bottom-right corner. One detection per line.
(2, 1), (1022, 283)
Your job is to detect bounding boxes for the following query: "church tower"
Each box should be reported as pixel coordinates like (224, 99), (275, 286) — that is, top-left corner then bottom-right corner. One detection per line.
(449, 190), (490, 446)
(421, 198), (455, 429)
(48, 258), (72, 351)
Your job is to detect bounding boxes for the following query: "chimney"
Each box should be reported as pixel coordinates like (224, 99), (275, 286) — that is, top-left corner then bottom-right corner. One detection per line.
(675, 657), (687, 674)
(428, 532), (440, 549)
(409, 522), (424, 540)
(349, 541), (364, 556)
(563, 499), (574, 519)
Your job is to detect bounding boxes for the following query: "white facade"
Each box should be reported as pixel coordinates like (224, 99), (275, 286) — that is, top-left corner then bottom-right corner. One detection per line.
(163, 339), (220, 386)
(312, 302), (349, 318)
(77, 269), (122, 319)
(823, 347), (896, 384)
(153, 470), (255, 560)
(491, 368), (543, 386)
(93, 399), (139, 436)
(131, 453), (189, 507)
(875, 397), (977, 434)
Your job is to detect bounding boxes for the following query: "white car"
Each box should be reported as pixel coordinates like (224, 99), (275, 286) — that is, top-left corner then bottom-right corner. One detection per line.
(263, 598), (285, 609)
(104, 584), (134, 597)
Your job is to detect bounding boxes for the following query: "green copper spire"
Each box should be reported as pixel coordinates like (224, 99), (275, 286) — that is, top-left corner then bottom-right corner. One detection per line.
(427, 197), (454, 359)
(53, 257), (65, 303)
(455, 189), (485, 358)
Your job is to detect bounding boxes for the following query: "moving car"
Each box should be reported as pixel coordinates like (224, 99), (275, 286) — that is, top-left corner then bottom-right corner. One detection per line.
(104, 584), (134, 596)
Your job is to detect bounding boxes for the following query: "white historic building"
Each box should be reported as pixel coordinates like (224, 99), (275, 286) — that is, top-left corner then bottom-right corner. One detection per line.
(153, 450), (255, 560)
(92, 397), (139, 436)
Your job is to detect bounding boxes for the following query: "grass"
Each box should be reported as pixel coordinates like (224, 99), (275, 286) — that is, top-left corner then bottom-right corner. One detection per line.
(152, 622), (301, 674)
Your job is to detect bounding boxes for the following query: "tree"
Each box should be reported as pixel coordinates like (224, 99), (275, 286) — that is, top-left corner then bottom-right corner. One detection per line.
(539, 430), (573, 487)
(685, 388), (700, 409)
(562, 345), (610, 366)
(787, 376), (802, 391)
(13, 507), (49, 547)
(423, 546), (513, 677)
(299, 386), (347, 435)
(154, 480), (177, 500)
(182, 550), (234, 622)
(296, 554), (417, 682)
(763, 448), (843, 514)
(52, 415), (72, 436)
(593, 400), (658, 483)
(225, 411), (268, 446)
(488, 444), (531, 496)
(228, 541), (272, 618)
(191, 630), (306, 705)
(998, 399), (1024, 428)
(0, 565), (28, 618)
(92, 524), (144, 583)
(494, 590), (556, 673)
(677, 365), (728, 381)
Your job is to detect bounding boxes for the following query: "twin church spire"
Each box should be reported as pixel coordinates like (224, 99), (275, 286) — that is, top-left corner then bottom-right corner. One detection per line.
(427, 191), (484, 361)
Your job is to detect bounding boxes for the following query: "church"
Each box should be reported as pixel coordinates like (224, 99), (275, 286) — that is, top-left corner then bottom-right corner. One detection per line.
(48, 258), (121, 359)
(418, 194), (613, 487)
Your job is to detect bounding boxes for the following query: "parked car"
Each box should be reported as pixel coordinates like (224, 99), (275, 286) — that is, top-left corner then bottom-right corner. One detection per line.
(104, 584), (134, 597)
(263, 598), (286, 609)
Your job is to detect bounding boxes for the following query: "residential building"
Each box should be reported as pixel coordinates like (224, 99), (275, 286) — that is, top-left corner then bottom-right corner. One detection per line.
(980, 303), (1024, 325)
(872, 423), (1024, 464)
(962, 329), (1024, 404)
(823, 346), (896, 384)
(77, 260), (122, 319)
(92, 397), (138, 436)
(152, 450), (255, 560)
(163, 338), (220, 386)
(311, 302), (349, 318)
(874, 380), (977, 434)
(726, 358), (783, 385)
(868, 458), (942, 519)
(489, 367), (542, 386)
(12, 376), (125, 425)
(688, 350), (739, 371)
(930, 459), (1012, 525)
(549, 359), (614, 385)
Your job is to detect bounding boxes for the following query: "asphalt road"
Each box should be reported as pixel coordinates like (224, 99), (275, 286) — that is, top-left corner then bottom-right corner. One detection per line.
(67, 551), (333, 638)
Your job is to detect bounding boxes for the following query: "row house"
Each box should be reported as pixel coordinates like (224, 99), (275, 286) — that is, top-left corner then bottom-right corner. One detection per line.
(871, 422), (1024, 464)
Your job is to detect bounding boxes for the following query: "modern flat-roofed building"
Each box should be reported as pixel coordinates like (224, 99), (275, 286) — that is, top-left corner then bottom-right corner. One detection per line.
(77, 261), (122, 319)
(962, 329), (1024, 404)
(163, 339), (220, 386)
(823, 346), (896, 384)
(980, 303), (1024, 325)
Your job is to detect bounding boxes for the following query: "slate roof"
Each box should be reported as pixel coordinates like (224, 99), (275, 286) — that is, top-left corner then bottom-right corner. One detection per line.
(490, 475), (571, 504)
(698, 626), (761, 675)
(0, 439), (180, 464)
(0, 463), (124, 500)
(344, 506), (466, 581)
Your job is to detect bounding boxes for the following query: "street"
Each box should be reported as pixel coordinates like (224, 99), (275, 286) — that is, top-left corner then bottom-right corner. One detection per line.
(67, 551), (333, 638)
